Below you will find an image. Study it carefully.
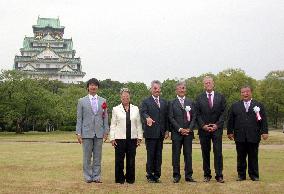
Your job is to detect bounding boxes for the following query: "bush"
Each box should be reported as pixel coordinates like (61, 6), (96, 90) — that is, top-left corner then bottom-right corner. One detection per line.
(60, 125), (75, 131)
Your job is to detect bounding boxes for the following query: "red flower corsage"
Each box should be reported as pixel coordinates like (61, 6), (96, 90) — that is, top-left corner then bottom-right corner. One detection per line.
(102, 102), (107, 118)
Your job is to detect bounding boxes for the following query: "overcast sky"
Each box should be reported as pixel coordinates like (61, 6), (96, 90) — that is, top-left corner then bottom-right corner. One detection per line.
(0, 0), (283, 83)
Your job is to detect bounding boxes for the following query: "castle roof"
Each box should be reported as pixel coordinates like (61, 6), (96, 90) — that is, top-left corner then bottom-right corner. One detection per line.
(33, 17), (64, 29)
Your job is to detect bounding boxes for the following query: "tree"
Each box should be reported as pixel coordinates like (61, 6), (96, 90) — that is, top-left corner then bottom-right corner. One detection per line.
(215, 68), (257, 108)
(258, 70), (284, 127)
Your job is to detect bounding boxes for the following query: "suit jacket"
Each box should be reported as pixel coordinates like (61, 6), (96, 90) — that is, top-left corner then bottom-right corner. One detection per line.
(227, 100), (268, 143)
(140, 96), (169, 139)
(76, 95), (109, 138)
(196, 92), (226, 137)
(109, 103), (143, 141)
(168, 97), (196, 141)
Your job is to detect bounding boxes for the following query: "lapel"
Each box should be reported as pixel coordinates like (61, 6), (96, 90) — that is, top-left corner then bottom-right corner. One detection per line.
(118, 103), (127, 114)
(240, 100), (247, 113)
(184, 98), (191, 107)
(202, 92), (208, 104)
(175, 97), (184, 111)
(150, 96), (160, 110)
(129, 104), (135, 118)
(249, 100), (255, 113)
(97, 96), (103, 115)
(118, 103), (134, 118)
(212, 92), (218, 109)
(84, 96), (95, 114)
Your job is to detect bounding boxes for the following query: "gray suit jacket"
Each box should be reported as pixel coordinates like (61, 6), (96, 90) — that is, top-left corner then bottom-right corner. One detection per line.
(76, 95), (109, 138)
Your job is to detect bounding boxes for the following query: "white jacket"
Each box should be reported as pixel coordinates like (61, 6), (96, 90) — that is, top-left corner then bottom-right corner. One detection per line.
(110, 104), (143, 141)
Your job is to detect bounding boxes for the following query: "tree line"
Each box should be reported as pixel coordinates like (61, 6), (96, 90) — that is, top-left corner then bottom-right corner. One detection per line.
(0, 68), (283, 133)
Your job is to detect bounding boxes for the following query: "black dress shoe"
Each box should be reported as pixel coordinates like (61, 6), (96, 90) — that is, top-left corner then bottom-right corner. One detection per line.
(250, 177), (259, 181)
(173, 177), (180, 183)
(116, 180), (125, 184)
(147, 178), (156, 183)
(126, 180), (135, 184)
(146, 175), (156, 183)
(236, 177), (246, 181)
(216, 177), (225, 183)
(203, 177), (211, 182)
(155, 179), (161, 183)
(185, 177), (196, 182)
(85, 180), (92, 183)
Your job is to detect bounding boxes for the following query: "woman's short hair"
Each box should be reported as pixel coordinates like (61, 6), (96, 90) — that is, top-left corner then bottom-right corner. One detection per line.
(120, 87), (130, 95)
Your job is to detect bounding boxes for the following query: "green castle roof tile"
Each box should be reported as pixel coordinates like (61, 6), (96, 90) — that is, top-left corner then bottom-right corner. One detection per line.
(22, 37), (73, 50)
(14, 56), (81, 63)
(33, 17), (64, 29)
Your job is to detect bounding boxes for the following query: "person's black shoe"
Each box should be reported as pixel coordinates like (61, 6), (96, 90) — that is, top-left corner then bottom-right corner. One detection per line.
(216, 177), (225, 183)
(147, 178), (156, 183)
(85, 180), (92, 183)
(146, 175), (156, 183)
(185, 177), (196, 182)
(173, 177), (180, 183)
(155, 178), (161, 183)
(203, 176), (211, 182)
(250, 177), (259, 181)
(236, 177), (246, 181)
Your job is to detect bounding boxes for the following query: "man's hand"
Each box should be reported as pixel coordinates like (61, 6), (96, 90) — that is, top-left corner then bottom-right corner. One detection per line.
(76, 134), (82, 144)
(180, 128), (189, 136)
(211, 124), (218, 132)
(137, 139), (142, 146)
(164, 131), (169, 139)
(227, 133), (234, 140)
(111, 140), (117, 147)
(203, 124), (211, 132)
(103, 133), (108, 142)
(262, 134), (269, 140)
(146, 117), (155, 126)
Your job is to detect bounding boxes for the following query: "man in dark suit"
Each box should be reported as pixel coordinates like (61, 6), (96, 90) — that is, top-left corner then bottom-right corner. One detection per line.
(168, 81), (196, 183)
(140, 80), (169, 183)
(227, 85), (268, 181)
(195, 76), (226, 183)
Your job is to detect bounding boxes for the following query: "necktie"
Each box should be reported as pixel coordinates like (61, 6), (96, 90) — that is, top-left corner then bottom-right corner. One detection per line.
(208, 93), (213, 108)
(245, 102), (249, 112)
(154, 98), (160, 108)
(91, 97), (98, 113)
(180, 98), (184, 108)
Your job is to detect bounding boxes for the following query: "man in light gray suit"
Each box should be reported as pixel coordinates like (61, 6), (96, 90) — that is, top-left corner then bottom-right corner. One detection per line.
(76, 78), (109, 183)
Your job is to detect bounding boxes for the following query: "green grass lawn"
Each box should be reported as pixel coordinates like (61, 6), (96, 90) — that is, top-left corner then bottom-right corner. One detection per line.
(0, 131), (284, 194)
(0, 129), (283, 144)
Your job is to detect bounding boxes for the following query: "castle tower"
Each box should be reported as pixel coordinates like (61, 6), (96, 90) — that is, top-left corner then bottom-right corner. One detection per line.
(14, 17), (85, 83)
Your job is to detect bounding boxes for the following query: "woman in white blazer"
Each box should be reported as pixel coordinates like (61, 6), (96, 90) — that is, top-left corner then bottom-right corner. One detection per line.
(110, 88), (143, 184)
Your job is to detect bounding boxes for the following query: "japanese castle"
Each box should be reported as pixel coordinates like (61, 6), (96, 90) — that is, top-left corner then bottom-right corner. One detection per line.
(14, 17), (85, 83)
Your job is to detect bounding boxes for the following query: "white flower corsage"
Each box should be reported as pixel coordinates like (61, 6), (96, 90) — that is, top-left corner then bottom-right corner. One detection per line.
(185, 106), (191, 121)
(185, 106), (191, 112)
(253, 106), (262, 121)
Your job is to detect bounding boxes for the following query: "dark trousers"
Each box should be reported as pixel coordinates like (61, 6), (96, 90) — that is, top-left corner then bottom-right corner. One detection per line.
(236, 141), (259, 179)
(199, 134), (223, 179)
(145, 138), (163, 180)
(172, 137), (193, 179)
(115, 139), (137, 183)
